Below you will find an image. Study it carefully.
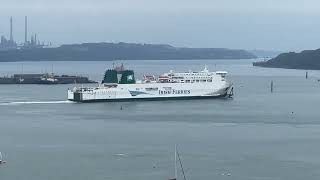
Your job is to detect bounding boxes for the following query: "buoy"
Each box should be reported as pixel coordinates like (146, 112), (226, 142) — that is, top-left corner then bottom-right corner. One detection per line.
(306, 71), (308, 79)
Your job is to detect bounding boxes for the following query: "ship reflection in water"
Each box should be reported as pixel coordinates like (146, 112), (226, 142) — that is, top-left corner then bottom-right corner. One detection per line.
(0, 73), (96, 84)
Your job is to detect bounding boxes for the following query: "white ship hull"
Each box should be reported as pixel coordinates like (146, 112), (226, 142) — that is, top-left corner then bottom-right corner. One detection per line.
(68, 81), (232, 102)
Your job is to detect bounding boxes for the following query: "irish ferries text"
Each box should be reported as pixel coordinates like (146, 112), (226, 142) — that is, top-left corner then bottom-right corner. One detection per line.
(159, 89), (191, 95)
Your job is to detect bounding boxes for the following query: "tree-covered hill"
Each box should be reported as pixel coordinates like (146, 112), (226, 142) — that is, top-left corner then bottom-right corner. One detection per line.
(0, 42), (256, 62)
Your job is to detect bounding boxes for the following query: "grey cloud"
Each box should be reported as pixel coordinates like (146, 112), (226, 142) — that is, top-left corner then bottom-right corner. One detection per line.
(0, 0), (320, 51)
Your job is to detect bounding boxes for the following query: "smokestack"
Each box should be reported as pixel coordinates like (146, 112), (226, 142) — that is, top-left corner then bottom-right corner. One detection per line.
(10, 17), (13, 42)
(35, 34), (37, 45)
(24, 16), (28, 44)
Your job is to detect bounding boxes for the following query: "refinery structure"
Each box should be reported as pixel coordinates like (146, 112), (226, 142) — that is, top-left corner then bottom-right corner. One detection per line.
(0, 16), (47, 51)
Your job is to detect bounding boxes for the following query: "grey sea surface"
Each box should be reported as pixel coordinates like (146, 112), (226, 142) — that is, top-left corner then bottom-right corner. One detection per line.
(1, 59), (320, 180)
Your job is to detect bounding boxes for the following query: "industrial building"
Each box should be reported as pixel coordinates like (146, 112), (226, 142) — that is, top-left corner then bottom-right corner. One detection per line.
(0, 17), (17, 50)
(0, 16), (46, 51)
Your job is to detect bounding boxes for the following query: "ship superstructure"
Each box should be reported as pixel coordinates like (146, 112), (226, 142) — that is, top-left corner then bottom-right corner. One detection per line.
(68, 65), (233, 102)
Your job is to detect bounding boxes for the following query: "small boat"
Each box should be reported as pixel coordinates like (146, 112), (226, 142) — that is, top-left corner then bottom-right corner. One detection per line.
(168, 145), (186, 180)
(0, 152), (6, 164)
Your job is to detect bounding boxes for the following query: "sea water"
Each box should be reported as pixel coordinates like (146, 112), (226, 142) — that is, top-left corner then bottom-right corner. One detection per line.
(0, 59), (320, 180)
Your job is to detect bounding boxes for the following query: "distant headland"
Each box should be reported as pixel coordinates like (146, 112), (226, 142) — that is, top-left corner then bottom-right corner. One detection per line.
(253, 49), (320, 70)
(0, 42), (256, 62)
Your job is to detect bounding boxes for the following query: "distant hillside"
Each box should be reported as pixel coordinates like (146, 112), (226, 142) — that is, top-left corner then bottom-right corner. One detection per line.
(0, 42), (256, 62)
(249, 49), (283, 58)
(253, 49), (320, 70)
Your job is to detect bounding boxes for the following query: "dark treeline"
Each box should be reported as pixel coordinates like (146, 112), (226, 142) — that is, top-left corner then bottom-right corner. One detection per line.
(0, 42), (256, 62)
(253, 49), (320, 70)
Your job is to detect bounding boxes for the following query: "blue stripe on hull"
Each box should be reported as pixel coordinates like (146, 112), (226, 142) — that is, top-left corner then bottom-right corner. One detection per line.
(68, 93), (229, 103)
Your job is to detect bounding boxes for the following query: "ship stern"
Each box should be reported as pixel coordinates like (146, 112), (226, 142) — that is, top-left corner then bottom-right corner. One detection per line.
(67, 89), (74, 101)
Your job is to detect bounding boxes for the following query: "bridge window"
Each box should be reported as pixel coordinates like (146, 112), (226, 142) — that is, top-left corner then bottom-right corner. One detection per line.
(146, 87), (158, 91)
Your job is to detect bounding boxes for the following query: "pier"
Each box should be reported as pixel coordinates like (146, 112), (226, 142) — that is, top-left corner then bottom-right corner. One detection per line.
(0, 73), (96, 84)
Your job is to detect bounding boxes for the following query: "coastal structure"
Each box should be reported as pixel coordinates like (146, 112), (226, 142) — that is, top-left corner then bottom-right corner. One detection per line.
(68, 65), (233, 102)
(0, 73), (96, 84)
(0, 17), (17, 51)
(0, 16), (47, 51)
(22, 16), (45, 49)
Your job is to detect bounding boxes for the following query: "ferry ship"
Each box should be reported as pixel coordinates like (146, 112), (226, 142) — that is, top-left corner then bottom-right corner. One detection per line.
(67, 65), (233, 102)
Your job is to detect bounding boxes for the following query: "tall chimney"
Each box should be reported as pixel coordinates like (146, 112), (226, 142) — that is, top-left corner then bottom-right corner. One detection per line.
(10, 17), (13, 42)
(24, 16), (28, 44)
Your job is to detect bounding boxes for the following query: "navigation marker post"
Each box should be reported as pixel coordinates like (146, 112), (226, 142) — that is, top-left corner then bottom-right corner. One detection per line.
(306, 71), (308, 79)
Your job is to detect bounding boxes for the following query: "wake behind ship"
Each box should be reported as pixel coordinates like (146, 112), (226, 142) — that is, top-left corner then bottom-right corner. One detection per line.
(67, 64), (233, 102)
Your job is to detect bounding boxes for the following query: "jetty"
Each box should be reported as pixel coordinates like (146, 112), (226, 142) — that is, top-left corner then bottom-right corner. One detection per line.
(0, 73), (97, 84)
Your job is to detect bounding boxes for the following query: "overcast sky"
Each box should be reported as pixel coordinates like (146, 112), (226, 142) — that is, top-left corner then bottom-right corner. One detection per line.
(0, 0), (319, 51)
